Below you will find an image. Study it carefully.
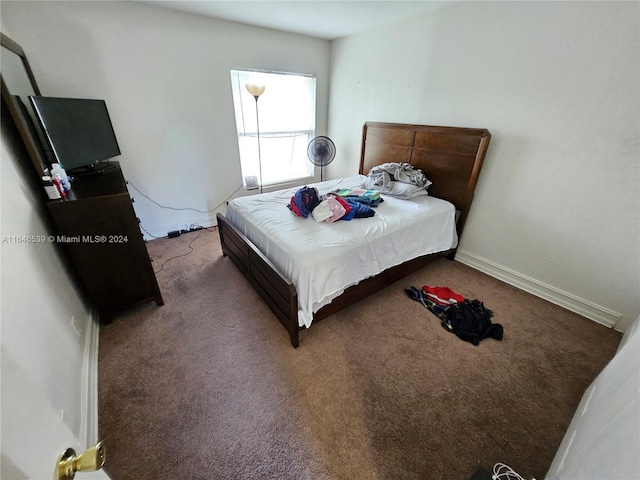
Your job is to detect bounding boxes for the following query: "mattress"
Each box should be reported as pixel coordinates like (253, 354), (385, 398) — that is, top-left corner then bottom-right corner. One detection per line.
(226, 175), (458, 328)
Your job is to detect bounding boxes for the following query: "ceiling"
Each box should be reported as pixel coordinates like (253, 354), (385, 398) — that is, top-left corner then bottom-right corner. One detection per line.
(138, 1), (452, 40)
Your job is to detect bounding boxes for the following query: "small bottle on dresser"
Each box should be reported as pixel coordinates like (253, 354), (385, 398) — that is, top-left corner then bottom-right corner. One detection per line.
(51, 174), (66, 199)
(50, 163), (71, 192)
(42, 176), (61, 199)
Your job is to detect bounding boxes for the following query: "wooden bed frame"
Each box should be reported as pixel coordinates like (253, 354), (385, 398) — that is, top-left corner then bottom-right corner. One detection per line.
(216, 122), (491, 347)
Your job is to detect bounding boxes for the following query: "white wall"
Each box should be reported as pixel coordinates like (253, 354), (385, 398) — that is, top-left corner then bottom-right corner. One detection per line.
(0, 1), (330, 238)
(1, 109), (95, 445)
(328, 1), (640, 331)
(545, 314), (640, 479)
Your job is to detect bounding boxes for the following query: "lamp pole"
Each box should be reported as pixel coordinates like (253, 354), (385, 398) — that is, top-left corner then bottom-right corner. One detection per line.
(245, 84), (265, 194)
(253, 97), (262, 194)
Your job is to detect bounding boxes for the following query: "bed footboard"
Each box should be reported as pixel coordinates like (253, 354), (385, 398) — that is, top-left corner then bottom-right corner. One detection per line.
(218, 210), (453, 347)
(216, 213), (300, 347)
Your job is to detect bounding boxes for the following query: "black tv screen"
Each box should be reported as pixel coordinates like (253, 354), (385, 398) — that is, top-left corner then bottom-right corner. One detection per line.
(29, 96), (121, 173)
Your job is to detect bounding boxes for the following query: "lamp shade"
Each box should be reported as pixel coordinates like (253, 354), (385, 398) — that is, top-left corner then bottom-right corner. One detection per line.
(245, 84), (265, 97)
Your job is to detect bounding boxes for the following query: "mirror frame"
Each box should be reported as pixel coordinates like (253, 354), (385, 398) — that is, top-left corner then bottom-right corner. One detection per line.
(1, 32), (48, 177)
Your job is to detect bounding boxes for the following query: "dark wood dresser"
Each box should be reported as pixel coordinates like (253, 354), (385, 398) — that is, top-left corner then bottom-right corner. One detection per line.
(47, 162), (163, 322)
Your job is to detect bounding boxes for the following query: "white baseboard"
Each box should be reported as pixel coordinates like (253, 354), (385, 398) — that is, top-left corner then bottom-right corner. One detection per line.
(455, 249), (622, 329)
(79, 310), (100, 448)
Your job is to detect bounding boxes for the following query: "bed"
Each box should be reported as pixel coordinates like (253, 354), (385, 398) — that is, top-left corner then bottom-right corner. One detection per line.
(216, 122), (491, 347)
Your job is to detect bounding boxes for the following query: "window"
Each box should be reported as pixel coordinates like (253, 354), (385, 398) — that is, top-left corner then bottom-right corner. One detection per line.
(230, 69), (316, 188)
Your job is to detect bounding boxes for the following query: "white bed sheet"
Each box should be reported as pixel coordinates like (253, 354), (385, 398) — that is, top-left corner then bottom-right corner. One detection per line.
(226, 175), (458, 328)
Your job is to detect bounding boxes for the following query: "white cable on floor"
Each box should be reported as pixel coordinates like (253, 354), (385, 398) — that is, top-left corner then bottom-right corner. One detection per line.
(492, 462), (532, 480)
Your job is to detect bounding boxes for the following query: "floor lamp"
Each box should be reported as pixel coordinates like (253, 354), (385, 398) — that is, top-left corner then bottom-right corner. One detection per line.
(245, 84), (265, 194)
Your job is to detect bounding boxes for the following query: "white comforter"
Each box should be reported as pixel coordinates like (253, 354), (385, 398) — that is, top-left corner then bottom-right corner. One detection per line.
(225, 175), (458, 328)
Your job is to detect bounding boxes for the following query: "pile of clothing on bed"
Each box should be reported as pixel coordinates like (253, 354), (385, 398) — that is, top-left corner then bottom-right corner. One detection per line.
(287, 162), (431, 222)
(361, 162), (432, 199)
(288, 186), (382, 222)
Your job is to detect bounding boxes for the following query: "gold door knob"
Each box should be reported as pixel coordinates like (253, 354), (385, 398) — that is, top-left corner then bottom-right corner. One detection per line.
(55, 441), (106, 480)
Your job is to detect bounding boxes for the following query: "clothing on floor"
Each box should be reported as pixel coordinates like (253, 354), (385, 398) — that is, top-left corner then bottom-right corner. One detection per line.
(404, 285), (504, 346)
(444, 299), (503, 346)
(423, 285), (465, 305)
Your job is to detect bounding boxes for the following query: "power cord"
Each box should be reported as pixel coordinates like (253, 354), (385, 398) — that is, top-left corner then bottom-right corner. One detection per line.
(125, 180), (244, 214)
(152, 224), (216, 274)
(193, 223), (217, 234)
(124, 180), (239, 272)
(126, 179), (242, 239)
(139, 223), (165, 240)
(492, 463), (534, 480)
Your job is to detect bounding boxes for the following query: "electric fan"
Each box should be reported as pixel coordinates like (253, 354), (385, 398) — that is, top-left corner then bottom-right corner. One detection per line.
(307, 136), (336, 182)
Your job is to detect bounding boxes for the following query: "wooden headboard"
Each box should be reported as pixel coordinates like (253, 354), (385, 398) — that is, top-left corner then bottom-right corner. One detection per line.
(359, 122), (491, 238)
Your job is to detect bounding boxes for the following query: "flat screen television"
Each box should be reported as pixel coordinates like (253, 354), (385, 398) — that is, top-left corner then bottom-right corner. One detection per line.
(29, 96), (121, 174)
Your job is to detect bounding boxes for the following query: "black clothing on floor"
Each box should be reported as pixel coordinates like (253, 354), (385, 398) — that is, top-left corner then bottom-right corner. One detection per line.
(443, 299), (503, 346)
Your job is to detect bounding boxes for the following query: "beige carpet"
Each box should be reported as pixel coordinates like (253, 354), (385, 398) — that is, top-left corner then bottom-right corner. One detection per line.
(98, 228), (621, 480)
